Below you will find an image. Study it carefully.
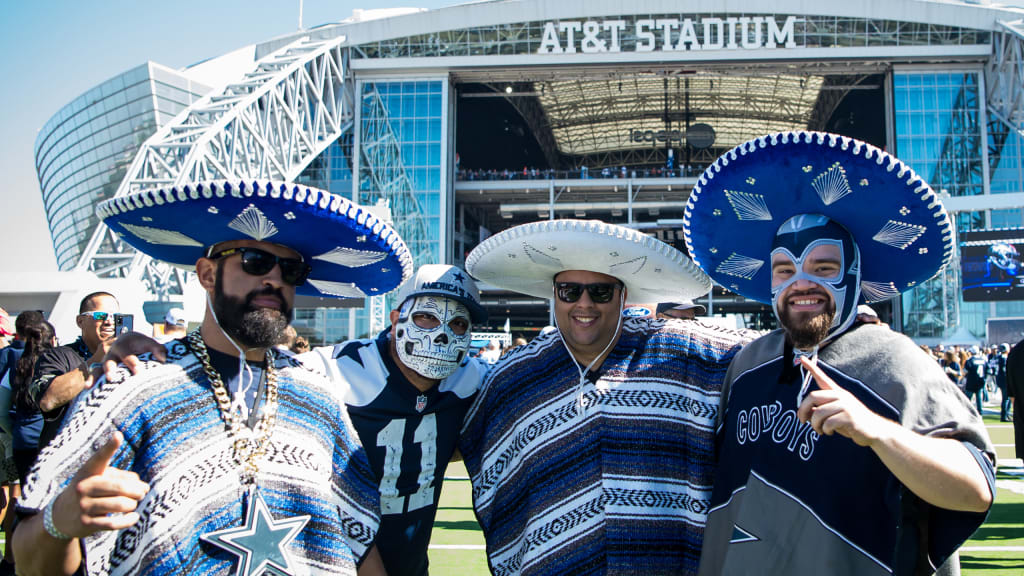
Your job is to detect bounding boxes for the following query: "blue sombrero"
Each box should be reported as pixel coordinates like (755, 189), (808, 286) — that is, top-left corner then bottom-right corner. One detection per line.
(683, 131), (953, 304)
(96, 180), (413, 299)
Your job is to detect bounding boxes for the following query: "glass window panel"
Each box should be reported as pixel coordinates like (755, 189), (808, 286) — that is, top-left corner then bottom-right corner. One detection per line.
(908, 89), (922, 109)
(417, 94), (432, 117)
(402, 96), (416, 118)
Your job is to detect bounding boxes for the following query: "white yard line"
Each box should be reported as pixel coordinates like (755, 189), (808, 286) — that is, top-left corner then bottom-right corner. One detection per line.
(961, 546), (1024, 552)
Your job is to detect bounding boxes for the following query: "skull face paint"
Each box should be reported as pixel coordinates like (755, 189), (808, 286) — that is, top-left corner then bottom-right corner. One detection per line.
(395, 295), (472, 380)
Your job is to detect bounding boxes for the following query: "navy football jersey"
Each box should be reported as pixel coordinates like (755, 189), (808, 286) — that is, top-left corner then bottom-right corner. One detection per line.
(307, 330), (485, 576)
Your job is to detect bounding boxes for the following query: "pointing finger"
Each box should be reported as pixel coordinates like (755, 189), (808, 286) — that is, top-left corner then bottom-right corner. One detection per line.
(799, 356), (841, 392)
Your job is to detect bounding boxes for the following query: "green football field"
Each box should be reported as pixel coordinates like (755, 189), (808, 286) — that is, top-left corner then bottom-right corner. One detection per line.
(429, 411), (1024, 575)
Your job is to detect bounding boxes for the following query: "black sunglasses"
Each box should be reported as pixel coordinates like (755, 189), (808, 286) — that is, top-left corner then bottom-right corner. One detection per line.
(208, 247), (312, 286)
(555, 282), (621, 304)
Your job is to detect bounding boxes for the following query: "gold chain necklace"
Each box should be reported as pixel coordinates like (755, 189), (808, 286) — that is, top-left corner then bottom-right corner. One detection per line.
(186, 330), (278, 485)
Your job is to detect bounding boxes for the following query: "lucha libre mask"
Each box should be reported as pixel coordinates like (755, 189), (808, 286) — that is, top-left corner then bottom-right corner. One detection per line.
(395, 295), (472, 380)
(770, 214), (861, 346)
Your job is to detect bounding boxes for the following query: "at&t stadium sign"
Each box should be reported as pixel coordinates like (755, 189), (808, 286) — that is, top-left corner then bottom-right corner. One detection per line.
(537, 16), (800, 54)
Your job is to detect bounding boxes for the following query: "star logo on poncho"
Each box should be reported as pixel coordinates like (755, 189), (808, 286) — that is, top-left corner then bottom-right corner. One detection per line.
(201, 490), (310, 576)
(730, 524), (759, 544)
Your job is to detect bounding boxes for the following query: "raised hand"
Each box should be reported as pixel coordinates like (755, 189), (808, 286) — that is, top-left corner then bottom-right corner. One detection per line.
(52, 431), (150, 538)
(96, 332), (167, 383)
(796, 356), (887, 447)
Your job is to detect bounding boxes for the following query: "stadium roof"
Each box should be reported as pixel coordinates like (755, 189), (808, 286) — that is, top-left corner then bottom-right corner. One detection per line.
(252, 0), (1024, 160)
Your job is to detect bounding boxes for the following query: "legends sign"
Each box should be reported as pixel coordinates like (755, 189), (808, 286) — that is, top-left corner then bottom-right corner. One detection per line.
(537, 16), (799, 54)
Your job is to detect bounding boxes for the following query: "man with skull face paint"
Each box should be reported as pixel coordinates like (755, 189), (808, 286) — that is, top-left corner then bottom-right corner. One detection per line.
(686, 132), (995, 576)
(305, 264), (489, 576)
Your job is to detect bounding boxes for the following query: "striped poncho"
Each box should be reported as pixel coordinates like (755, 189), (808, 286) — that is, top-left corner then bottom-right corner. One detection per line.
(460, 317), (751, 576)
(18, 339), (379, 575)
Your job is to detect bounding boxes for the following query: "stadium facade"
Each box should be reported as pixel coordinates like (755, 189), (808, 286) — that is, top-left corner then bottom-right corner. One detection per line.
(34, 0), (1024, 343)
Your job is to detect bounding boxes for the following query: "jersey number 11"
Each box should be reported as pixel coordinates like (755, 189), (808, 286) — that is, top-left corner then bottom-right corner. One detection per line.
(377, 414), (438, 514)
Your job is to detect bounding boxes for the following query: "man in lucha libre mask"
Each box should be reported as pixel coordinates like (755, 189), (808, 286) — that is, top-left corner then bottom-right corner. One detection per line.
(688, 132), (995, 576)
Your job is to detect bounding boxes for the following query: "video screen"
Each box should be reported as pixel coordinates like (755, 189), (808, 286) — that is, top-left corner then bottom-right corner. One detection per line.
(960, 228), (1024, 302)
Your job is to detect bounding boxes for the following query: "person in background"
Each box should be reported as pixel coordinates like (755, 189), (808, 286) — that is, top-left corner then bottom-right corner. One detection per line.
(991, 343), (1011, 422)
(479, 340), (501, 364)
(0, 310), (13, 350)
(656, 300), (706, 320)
(1008, 339), (1024, 458)
(0, 312), (50, 576)
(944, 350), (963, 387)
(30, 292), (119, 451)
(291, 336), (310, 355)
(964, 346), (989, 415)
(157, 308), (187, 343)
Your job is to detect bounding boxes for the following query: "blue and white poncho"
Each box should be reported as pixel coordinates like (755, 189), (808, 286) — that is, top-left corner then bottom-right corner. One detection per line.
(460, 317), (751, 576)
(18, 339), (380, 576)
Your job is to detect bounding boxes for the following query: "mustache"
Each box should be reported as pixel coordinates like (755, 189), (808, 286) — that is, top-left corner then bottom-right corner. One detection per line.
(245, 286), (288, 310)
(784, 288), (830, 300)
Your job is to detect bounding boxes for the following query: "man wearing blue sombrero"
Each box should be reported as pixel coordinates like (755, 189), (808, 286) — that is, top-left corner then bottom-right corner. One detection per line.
(14, 180), (411, 575)
(685, 132), (995, 576)
(461, 219), (755, 575)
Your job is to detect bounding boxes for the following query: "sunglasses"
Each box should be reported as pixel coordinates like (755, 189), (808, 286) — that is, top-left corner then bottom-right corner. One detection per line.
(554, 282), (621, 304)
(79, 311), (114, 322)
(208, 247), (312, 286)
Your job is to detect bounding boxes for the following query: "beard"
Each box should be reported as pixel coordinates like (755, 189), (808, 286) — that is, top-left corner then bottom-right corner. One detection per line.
(213, 264), (293, 348)
(778, 291), (836, 350)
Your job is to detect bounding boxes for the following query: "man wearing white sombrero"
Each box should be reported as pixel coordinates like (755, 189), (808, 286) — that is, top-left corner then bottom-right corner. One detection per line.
(460, 219), (754, 575)
(685, 132), (994, 575)
(14, 180), (408, 575)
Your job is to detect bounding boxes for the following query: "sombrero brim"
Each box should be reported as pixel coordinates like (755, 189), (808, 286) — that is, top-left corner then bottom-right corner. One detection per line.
(466, 219), (710, 303)
(97, 180), (413, 299)
(683, 131), (953, 304)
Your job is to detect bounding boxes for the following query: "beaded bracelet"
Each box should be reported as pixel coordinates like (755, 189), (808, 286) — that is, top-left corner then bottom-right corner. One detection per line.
(44, 497), (72, 541)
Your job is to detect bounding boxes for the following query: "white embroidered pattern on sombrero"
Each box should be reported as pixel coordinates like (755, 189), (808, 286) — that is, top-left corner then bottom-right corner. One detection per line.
(872, 220), (927, 250)
(860, 280), (901, 302)
(120, 223), (203, 247)
(522, 243), (563, 267)
(609, 255), (648, 276)
(682, 131), (955, 306)
(228, 204), (279, 241)
(313, 247), (388, 268)
(716, 253), (764, 280)
(724, 190), (772, 221)
(306, 279), (368, 298)
(811, 161), (853, 206)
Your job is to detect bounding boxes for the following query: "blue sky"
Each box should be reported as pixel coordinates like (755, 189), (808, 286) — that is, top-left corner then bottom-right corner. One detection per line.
(0, 0), (452, 272)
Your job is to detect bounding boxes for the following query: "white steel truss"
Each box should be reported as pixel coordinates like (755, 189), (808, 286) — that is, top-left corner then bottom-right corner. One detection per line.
(358, 86), (435, 335)
(76, 33), (352, 299)
(358, 87), (433, 265)
(987, 20), (1024, 134)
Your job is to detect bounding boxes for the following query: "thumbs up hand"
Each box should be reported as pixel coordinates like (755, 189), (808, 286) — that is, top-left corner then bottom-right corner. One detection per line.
(51, 431), (150, 539)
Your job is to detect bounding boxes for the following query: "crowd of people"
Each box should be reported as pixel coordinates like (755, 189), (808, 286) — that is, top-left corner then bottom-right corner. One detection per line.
(919, 343), (1015, 421)
(457, 164), (703, 182)
(0, 131), (1016, 576)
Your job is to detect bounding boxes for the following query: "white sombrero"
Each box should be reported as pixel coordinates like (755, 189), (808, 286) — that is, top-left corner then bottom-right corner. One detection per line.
(465, 219), (710, 303)
(97, 180), (413, 299)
